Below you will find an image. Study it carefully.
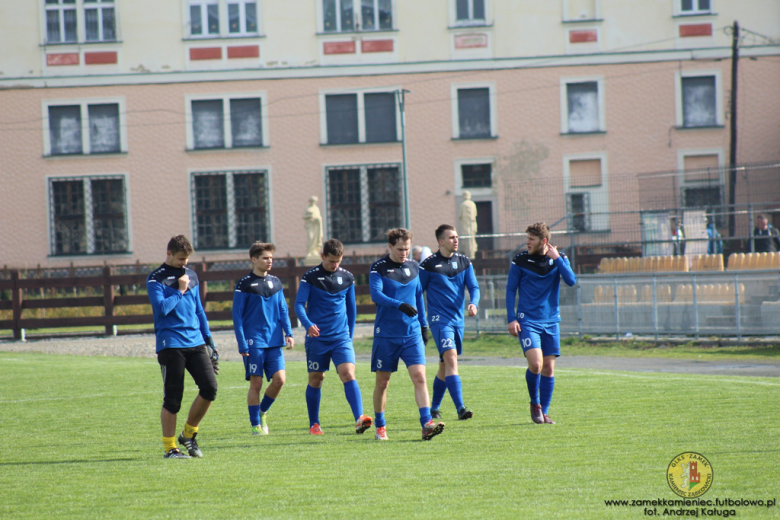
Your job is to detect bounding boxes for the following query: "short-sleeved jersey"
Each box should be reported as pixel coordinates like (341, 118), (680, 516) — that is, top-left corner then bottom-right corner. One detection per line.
(232, 272), (293, 353)
(147, 263), (211, 353)
(419, 251), (480, 328)
(505, 251), (577, 325)
(294, 264), (356, 340)
(369, 255), (427, 338)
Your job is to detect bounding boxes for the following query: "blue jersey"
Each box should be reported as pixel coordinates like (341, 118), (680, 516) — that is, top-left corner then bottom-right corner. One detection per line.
(147, 263), (211, 353)
(233, 272), (293, 353)
(294, 264), (356, 340)
(419, 251), (480, 328)
(370, 255), (427, 338)
(505, 252), (577, 325)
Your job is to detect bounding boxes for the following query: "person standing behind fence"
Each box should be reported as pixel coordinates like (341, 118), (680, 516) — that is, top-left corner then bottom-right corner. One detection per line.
(506, 223), (576, 425)
(751, 214), (780, 253)
(419, 224), (480, 421)
(706, 221), (723, 255)
(233, 242), (294, 436)
(147, 235), (220, 459)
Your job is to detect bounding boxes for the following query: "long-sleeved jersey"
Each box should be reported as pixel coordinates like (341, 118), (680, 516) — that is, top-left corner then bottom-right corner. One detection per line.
(147, 263), (211, 353)
(233, 272), (293, 353)
(505, 251), (577, 324)
(294, 264), (356, 340)
(419, 251), (480, 328)
(369, 255), (427, 338)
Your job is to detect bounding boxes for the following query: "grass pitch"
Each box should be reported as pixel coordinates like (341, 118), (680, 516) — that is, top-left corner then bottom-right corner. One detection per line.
(1, 351), (779, 519)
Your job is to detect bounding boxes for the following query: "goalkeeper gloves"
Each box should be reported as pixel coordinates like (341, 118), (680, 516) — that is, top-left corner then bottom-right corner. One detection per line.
(421, 326), (429, 345)
(205, 336), (220, 375)
(398, 303), (418, 317)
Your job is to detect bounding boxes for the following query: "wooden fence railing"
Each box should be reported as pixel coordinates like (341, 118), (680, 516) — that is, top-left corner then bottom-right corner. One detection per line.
(0, 256), (509, 340)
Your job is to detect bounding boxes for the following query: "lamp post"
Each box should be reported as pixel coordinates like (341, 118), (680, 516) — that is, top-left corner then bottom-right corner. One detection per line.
(396, 89), (411, 228)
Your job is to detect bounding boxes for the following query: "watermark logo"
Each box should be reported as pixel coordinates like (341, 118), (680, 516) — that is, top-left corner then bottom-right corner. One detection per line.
(667, 452), (713, 498)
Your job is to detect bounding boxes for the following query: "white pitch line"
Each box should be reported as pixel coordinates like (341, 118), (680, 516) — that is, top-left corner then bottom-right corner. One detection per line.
(0, 385), (255, 404)
(555, 368), (780, 386)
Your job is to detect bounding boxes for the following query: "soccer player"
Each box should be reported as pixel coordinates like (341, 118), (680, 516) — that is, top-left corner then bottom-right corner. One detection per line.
(294, 239), (373, 435)
(147, 235), (219, 459)
(506, 223), (576, 425)
(419, 224), (480, 421)
(233, 242), (295, 435)
(370, 228), (445, 441)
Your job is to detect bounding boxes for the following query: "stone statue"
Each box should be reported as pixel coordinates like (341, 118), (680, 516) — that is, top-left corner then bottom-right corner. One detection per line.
(303, 196), (323, 265)
(458, 191), (478, 259)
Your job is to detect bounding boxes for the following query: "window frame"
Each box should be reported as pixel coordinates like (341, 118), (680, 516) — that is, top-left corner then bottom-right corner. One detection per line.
(562, 152), (610, 232)
(42, 0), (119, 45)
(318, 0), (396, 33)
(47, 173), (131, 257)
(674, 70), (723, 128)
(676, 148), (725, 186)
(449, 0), (491, 27)
(677, 0), (713, 15)
(189, 168), (273, 251)
(185, 92), (269, 151)
(318, 87), (401, 145)
(42, 97), (127, 156)
(323, 162), (404, 244)
(450, 82), (498, 140)
(559, 76), (606, 134)
(184, 0), (262, 39)
(561, 0), (602, 22)
(453, 157), (494, 197)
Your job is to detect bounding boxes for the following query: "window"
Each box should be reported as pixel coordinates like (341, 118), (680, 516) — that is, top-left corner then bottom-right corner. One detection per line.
(563, 153), (609, 231)
(189, 0), (220, 36)
(455, 87), (492, 139)
(84, 0), (115, 41)
(326, 164), (402, 243)
(228, 0), (258, 34)
(569, 159), (602, 187)
(456, 0), (485, 23)
(681, 76), (716, 127)
(560, 78), (605, 134)
(45, 0), (78, 43)
(361, 0), (392, 30)
(187, 94), (267, 150)
(191, 171), (270, 250)
(566, 192), (590, 232)
(45, 100), (124, 156)
(680, 0), (711, 14)
(461, 163), (492, 188)
(563, 0), (599, 21)
(323, 0), (354, 32)
(322, 91), (398, 145)
(49, 176), (128, 255)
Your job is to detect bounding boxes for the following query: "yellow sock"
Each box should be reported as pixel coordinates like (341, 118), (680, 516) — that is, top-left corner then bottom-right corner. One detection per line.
(162, 436), (177, 453)
(183, 422), (199, 439)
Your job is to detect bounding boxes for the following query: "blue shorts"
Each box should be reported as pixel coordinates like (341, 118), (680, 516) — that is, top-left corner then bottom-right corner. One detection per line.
(519, 322), (561, 357)
(371, 336), (426, 372)
(243, 347), (285, 381)
(305, 336), (356, 372)
(431, 325), (463, 362)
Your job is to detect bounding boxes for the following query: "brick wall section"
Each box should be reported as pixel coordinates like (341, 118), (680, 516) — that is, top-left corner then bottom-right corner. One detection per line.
(190, 47), (222, 60)
(361, 39), (394, 53)
(46, 53), (79, 66)
(84, 52), (118, 65)
(323, 41), (355, 54)
(227, 45), (260, 59)
(569, 30), (598, 43)
(679, 24), (713, 37)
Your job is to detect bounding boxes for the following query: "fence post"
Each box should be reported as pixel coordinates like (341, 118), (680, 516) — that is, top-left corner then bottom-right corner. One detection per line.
(103, 265), (115, 336)
(576, 282), (583, 339)
(652, 276), (658, 342)
(692, 273), (699, 341)
(734, 272), (742, 341)
(196, 260), (208, 307)
(11, 270), (23, 341)
(748, 205), (755, 253)
(286, 257), (300, 328)
(613, 276), (619, 340)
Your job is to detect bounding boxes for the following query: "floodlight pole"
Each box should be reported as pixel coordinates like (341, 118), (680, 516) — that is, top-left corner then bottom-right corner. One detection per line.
(396, 89), (411, 229)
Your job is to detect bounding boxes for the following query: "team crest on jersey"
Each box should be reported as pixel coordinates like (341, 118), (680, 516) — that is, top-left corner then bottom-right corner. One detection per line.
(549, 259), (554, 265)
(403, 268), (411, 276)
(337, 276), (343, 284)
(267, 280), (274, 288)
(451, 261), (458, 269)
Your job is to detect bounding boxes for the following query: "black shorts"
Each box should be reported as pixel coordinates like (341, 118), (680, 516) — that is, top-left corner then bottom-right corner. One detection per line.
(157, 345), (218, 412)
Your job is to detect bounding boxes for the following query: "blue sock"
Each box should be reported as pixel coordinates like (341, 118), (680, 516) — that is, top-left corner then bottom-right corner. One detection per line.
(305, 385), (321, 427)
(375, 411), (386, 428)
(248, 404), (261, 427)
(526, 369), (541, 405)
(419, 407), (432, 427)
(431, 376), (446, 410)
(540, 375), (555, 415)
(445, 375), (465, 412)
(343, 380), (363, 421)
(260, 394), (275, 414)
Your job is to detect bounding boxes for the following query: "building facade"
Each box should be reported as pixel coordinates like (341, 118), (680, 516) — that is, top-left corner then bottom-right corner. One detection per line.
(1, 0), (779, 268)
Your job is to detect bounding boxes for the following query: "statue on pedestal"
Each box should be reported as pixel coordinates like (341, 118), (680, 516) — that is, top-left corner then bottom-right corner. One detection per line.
(303, 196), (323, 265)
(458, 191), (478, 259)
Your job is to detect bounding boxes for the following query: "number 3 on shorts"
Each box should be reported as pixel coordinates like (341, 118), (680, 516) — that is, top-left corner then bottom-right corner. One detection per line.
(376, 359), (383, 369)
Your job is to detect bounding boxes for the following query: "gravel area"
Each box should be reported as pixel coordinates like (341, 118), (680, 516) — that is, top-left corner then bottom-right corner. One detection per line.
(2, 325), (779, 377)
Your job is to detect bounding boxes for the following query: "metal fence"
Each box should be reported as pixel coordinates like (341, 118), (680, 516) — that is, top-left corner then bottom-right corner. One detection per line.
(468, 270), (780, 339)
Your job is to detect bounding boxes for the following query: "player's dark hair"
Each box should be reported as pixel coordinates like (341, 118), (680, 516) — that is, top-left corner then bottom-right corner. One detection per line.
(756, 214), (767, 220)
(322, 238), (344, 257)
(249, 241), (276, 259)
(435, 224), (456, 241)
(167, 235), (194, 256)
(526, 222), (550, 242)
(386, 228), (413, 246)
